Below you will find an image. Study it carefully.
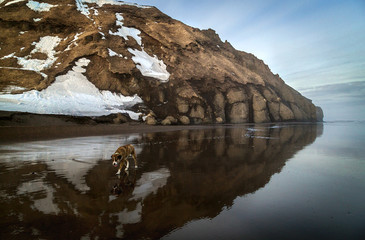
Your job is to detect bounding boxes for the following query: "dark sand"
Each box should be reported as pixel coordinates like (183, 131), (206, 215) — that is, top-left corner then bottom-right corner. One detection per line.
(0, 111), (231, 142)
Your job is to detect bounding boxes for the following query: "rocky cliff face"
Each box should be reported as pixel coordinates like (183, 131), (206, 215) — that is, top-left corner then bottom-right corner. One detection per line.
(0, 0), (323, 124)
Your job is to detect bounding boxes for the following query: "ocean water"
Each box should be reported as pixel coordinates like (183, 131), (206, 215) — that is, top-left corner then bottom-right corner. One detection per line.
(0, 122), (364, 239)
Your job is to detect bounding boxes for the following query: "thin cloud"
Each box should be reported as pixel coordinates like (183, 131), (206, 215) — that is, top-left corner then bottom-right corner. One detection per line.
(299, 81), (365, 120)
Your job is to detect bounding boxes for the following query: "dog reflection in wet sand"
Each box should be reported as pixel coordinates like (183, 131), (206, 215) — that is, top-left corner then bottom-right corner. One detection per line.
(111, 144), (138, 175)
(111, 170), (136, 196)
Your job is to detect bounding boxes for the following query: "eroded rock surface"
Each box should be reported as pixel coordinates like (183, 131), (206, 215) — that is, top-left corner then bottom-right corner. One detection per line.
(0, 0), (323, 123)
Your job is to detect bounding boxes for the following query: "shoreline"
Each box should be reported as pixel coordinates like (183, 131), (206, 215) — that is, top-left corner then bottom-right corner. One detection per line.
(0, 111), (321, 143)
(0, 111), (224, 143)
(0, 123), (226, 143)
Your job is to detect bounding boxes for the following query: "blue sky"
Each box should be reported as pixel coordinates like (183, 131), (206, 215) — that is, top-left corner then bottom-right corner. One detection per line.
(125, 0), (365, 121)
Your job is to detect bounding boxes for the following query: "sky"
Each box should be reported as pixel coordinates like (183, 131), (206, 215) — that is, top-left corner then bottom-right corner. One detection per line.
(123, 0), (365, 121)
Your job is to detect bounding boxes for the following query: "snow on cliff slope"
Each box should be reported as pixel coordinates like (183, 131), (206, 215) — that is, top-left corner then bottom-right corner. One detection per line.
(109, 13), (142, 46)
(0, 0), (169, 118)
(128, 48), (170, 82)
(0, 58), (143, 118)
(26, 0), (57, 12)
(109, 12), (170, 82)
(75, 0), (149, 17)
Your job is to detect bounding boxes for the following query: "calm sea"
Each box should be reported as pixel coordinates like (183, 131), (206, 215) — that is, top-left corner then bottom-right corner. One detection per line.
(0, 122), (364, 239)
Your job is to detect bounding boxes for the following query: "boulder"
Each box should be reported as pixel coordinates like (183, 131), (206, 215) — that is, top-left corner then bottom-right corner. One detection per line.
(161, 116), (177, 125)
(179, 116), (190, 125)
(166, 116), (178, 124)
(161, 118), (171, 125)
(215, 117), (224, 123)
(146, 116), (157, 125)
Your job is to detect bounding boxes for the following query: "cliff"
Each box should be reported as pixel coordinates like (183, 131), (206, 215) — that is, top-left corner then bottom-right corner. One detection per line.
(0, 0), (323, 124)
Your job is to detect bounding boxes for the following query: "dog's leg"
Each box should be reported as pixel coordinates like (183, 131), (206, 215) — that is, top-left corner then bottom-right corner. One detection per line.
(116, 160), (124, 175)
(125, 158), (130, 171)
(132, 148), (138, 168)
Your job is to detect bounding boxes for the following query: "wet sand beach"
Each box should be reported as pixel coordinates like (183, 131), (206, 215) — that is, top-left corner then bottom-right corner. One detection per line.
(1, 116), (365, 239)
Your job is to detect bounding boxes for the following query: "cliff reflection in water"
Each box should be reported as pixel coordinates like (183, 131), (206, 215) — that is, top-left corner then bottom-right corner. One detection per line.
(0, 124), (322, 239)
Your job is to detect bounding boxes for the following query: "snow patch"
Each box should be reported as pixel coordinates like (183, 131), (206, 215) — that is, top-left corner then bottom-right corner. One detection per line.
(78, 0), (150, 9)
(99, 31), (105, 39)
(1, 36), (60, 72)
(33, 18), (42, 22)
(1, 52), (16, 59)
(75, 0), (150, 17)
(4, 0), (25, 6)
(75, 0), (90, 16)
(108, 48), (123, 58)
(109, 13), (142, 46)
(16, 58), (49, 72)
(16, 36), (61, 72)
(128, 48), (170, 82)
(26, 0), (57, 12)
(93, 7), (99, 15)
(31, 36), (60, 57)
(65, 32), (83, 51)
(0, 58), (143, 118)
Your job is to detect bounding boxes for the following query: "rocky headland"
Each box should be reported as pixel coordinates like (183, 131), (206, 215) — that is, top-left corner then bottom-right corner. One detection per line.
(0, 0), (323, 125)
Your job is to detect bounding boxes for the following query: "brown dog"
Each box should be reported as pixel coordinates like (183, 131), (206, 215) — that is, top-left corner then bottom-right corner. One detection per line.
(111, 144), (138, 174)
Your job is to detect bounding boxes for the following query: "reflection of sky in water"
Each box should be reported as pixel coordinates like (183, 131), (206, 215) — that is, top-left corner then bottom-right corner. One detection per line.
(163, 122), (365, 240)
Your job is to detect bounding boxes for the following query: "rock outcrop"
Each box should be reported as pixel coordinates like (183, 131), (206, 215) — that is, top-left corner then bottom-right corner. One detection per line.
(0, 0), (323, 123)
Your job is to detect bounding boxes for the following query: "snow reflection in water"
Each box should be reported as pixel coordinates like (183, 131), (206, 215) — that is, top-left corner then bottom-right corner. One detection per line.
(1, 134), (141, 192)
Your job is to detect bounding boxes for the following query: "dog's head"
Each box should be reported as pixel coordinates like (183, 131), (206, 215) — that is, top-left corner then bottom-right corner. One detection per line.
(111, 183), (122, 195)
(111, 153), (122, 167)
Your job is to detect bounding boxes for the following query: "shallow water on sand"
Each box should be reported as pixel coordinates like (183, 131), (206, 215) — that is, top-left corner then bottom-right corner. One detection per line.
(0, 122), (364, 239)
